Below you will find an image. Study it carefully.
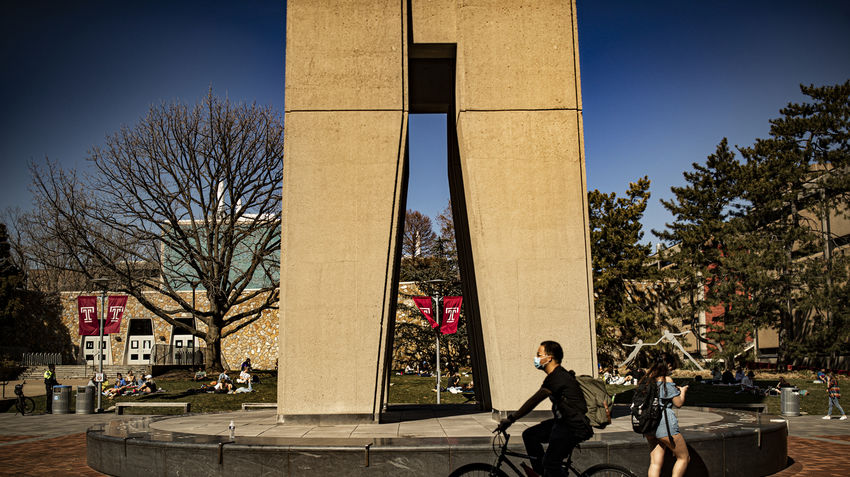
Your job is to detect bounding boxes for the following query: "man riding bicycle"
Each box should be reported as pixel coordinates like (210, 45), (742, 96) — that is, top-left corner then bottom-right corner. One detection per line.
(497, 341), (593, 477)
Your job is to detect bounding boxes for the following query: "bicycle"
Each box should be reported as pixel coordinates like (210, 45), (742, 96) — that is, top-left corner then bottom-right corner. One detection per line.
(14, 382), (36, 416)
(448, 428), (636, 477)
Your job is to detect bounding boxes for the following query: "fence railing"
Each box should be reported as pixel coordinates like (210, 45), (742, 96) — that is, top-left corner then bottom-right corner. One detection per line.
(151, 344), (204, 367)
(21, 352), (62, 366)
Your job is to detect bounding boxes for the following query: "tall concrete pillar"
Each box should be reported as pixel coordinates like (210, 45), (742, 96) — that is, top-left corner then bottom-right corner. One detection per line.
(453, 0), (596, 415)
(280, 0), (595, 423)
(279, 0), (408, 424)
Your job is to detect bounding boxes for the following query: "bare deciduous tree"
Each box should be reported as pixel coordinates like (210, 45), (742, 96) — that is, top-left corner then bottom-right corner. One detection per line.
(403, 209), (437, 257)
(25, 92), (283, 371)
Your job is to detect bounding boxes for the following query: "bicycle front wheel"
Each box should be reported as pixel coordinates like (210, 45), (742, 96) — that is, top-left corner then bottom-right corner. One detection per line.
(581, 463), (638, 477)
(448, 462), (509, 477)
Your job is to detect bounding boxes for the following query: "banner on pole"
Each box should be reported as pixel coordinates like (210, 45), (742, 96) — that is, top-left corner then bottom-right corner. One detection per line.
(104, 295), (128, 334)
(440, 296), (462, 335)
(78, 296), (98, 336)
(412, 296), (438, 328)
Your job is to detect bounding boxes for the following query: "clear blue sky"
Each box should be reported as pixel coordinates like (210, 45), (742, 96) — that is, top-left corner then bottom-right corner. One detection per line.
(2, 1), (849, 244)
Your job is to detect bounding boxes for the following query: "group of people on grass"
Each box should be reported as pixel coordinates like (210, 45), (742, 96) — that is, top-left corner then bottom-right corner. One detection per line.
(601, 366), (645, 385)
(403, 360), (438, 377)
(195, 358), (257, 394)
(92, 370), (157, 398)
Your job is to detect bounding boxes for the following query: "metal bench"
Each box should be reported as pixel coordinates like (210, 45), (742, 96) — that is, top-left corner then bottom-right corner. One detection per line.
(115, 402), (191, 415)
(241, 402), (277, 411)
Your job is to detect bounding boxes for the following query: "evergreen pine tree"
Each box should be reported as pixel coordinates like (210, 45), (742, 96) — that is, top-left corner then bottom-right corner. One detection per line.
(653, 139), (744, 359)
(588, 177), (654, 364)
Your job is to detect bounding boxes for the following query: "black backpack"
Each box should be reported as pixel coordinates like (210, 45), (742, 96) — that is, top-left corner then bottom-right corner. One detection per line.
(630, 380), (663, 434)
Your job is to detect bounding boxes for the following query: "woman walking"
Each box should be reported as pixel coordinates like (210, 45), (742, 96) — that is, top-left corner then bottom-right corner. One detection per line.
(642, 352), (690, 477)
(823, 372), (847, 420)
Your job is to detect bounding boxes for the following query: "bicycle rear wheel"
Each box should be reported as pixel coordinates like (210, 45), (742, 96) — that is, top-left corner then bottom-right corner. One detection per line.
(16, 397), (36, 415)
(581, 463), (638, 477)
(448, 462), (509, 477)
(24, 397), (36, 415)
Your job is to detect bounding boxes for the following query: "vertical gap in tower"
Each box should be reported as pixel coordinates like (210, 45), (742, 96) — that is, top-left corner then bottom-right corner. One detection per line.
(387, 113), (477, 406)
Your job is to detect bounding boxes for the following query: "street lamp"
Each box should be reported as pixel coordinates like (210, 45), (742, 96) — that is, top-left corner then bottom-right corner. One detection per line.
(420, 279), (447, 404)
(92, 277), (110, 413)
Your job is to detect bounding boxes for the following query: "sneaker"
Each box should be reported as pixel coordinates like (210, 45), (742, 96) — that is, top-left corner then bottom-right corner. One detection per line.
(823, 416), (832, 420)
(841, 416), (848, 420)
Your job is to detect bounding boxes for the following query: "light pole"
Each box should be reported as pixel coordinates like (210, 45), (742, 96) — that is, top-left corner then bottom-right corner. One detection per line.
(92, 277), (110, 413)
(434, 289), (441, 405)
(419, 279), (447, 404)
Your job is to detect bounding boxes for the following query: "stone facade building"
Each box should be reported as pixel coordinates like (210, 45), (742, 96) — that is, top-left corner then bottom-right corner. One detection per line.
(58, 289), (279, 370)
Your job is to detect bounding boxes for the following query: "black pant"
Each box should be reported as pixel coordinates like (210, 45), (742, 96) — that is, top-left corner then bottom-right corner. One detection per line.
(45, 384), (53, 413)
(522, 419), (580, 477)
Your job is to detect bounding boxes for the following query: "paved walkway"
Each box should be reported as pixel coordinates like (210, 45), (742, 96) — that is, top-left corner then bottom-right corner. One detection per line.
(0, 413), (133, 476)
(147, 407), (721, 438)
(0, 410), (848, 475)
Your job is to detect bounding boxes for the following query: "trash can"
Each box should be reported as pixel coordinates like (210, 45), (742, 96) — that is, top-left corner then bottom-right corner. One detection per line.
(76, 386), (95, 414)
(52, 385), (72, 415)
(780, 387), (800, 416)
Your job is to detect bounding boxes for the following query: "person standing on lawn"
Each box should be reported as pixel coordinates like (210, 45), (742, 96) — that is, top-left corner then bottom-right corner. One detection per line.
(823, 372), (847, 420)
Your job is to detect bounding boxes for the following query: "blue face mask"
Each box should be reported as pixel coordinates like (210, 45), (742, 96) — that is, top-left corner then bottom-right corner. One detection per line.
(534, 356), (548, 370)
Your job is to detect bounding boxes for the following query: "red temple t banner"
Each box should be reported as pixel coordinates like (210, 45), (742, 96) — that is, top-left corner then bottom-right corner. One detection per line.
(77, 296), (98, 336)
(440, 296), (462, 335)
(104, 295), (128, 334)
(412, 296), (438, 328)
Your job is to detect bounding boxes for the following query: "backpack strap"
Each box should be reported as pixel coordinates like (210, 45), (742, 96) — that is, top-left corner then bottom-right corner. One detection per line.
(659, 381), (675, 447)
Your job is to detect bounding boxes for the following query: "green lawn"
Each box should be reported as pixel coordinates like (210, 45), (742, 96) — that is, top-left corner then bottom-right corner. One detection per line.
(5, 371), (278, 415)
(7, 371), (837, 417)
(387, 373), (476, 404)
(108, 373), (277, 414)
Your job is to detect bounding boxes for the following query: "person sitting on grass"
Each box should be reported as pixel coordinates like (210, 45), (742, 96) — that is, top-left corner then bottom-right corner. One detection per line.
(139, 375), (157, 394)
(711, 366), (722, 384)
(734, 368), (745, 383)
(737, 371), (760, 395)
(235, 372), (253, 393)
(237, 368), (251, 384)
(767, 376), (793, 395)
(104, 373), (127, 398)
(214, 377), (233, 393)
(447, 372), (463, 393)
(194, 368), (207, 381)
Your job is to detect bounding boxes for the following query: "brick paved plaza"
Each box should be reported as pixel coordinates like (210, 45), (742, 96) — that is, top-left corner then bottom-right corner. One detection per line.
(0, 411), (847, 475)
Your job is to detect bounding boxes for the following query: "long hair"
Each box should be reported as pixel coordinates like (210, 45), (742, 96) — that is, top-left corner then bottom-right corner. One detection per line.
(640, 352), (679, 385)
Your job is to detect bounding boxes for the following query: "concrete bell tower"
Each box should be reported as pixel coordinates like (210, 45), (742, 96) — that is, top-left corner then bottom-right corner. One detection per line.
(279, 0), (596, 424)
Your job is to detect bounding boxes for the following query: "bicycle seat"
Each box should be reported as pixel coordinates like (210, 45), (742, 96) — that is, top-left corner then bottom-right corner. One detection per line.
(14, 384), (23, 396)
